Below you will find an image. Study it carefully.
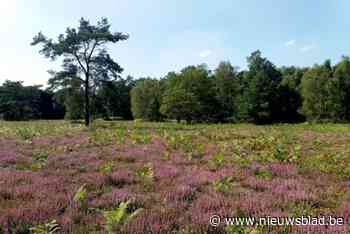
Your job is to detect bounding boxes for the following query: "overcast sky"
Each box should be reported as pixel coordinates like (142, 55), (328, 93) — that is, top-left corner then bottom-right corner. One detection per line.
(1, 0), (350, 85)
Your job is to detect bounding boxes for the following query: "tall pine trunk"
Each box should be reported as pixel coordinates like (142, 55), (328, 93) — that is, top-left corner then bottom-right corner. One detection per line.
(84, 74), (90, 126)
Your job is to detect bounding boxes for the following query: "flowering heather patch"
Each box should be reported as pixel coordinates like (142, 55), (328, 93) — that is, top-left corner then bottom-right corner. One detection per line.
(269, 178), (316, 203)
(176, 166), (233, 189)
(1, 121), (350, 233)
(185, 192), (234, 233)
(119, 147), (146, 162)
(32, 132), (88, 148)
(242, 176), (272, 192)
(0, 151), (20, 165)
(339, 202), (350, 225)
(90, 188), (132, 209)
(236, 192), (279, 216)
(0, 139), (34, 169)
(268, 162), (298, 177)
(75, 172), (109, 190)
(107, 169), (135, 187)
(163, 185), (197, 203)
(154, 163), (178, 179)
(126, 207), (180, 234)
(47, 150), (101, 169)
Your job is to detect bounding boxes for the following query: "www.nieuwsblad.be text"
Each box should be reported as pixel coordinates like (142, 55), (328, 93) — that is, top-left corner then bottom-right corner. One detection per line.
(209, 215), (345, 227)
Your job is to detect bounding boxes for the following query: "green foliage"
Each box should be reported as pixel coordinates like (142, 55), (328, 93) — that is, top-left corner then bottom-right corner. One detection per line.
(191, 143), (205, 159)
(0, 80), (41, 121)
(253, 168), (272, 179)
(89, 128), (116, 146)
(212, 176), (233, 193)
(32, 149), (49, 169)
(273, 143), (288, 162)
(115, 128), (126, 145)
(299, 58), (350, 122)
(99, 162), (114, 174)
(7, 44), (350, 125)
(74, 184), (88, 204)
(14, 127), (37, 141)
(226, 225), (261, 234)
(9, 222), (32, 234)
(62, 81), (85, 120)
(290, 144), (302, 162)
(241, 51), (283, 124)
(209, 151), (225, 169)
(163, 131), (205, 160)
(214, 61), (240, 121)
(32, 17), (129, 126)
(130, 130), (151, 145)
(0, 120), (84, 140)
(160, 87), (200, 123)
(6, 38), (350, 126)
(135, 163), (154, 179)
(164, 131), (190, 150)
(98, 200), (143, 234)
(136, 163), (154, 191)
(0, 80), (64, 121)
(130, 79), (163, 121)
(95, 77), (135, 120)
(231, 153), (251, 168)
(278, 66), (306, 123)
(330, 56), (350, 121)
(301, 60), (334, 122)
(29, 220), (60, 234)
(160, 65), (220, 123)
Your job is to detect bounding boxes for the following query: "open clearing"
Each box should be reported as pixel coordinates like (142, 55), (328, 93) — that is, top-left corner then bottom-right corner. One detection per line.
(1, 121), (350, 233)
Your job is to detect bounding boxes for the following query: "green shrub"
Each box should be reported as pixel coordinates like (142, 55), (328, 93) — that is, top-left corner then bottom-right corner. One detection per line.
(212, 176), (233, 194)
(98, 200), (143, 234)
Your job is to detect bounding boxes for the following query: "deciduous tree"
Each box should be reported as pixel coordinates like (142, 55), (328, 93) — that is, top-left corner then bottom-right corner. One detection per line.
(130, 79), (163, 121)
(242, 51), (282, 124)
(214, 61), (240, 121)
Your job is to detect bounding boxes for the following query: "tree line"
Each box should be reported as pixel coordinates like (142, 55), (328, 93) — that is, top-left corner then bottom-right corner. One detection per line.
(1, 17), (350, 125)
(130, 52), (350, 124)
(0, 78), (134, 121)
(2, 51), (350, 124)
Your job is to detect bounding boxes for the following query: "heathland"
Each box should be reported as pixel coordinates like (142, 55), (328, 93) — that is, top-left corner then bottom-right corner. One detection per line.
(1, 120), (350, 233)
